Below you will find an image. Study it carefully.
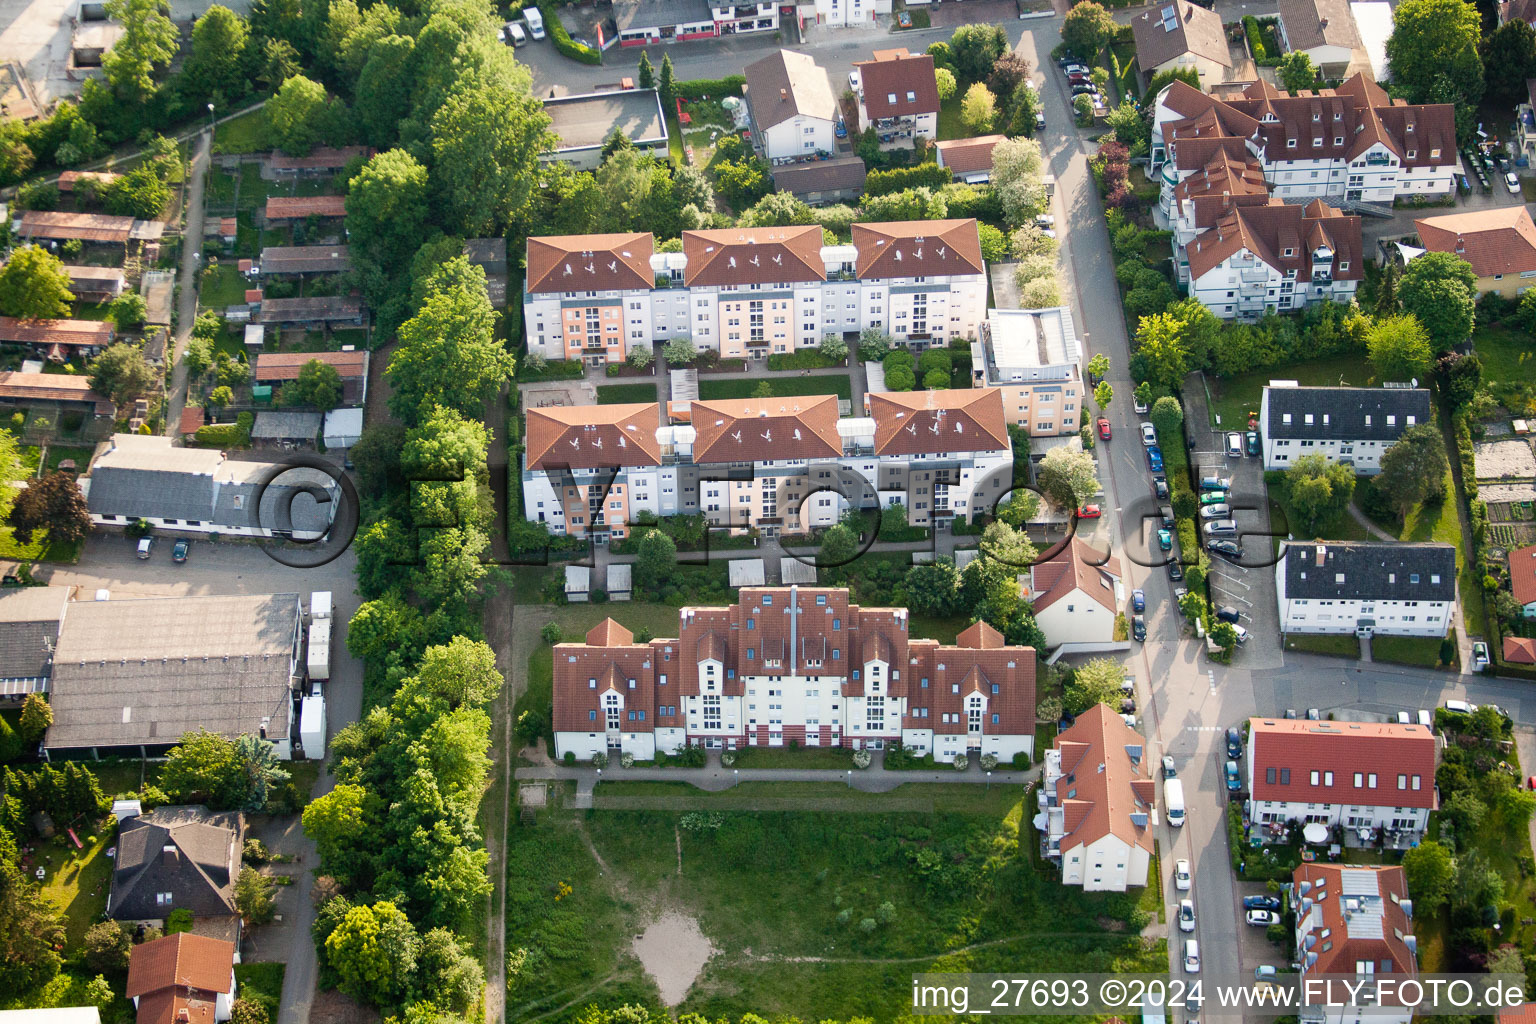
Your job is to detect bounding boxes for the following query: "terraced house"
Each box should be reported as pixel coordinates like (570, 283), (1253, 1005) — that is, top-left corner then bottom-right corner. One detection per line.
(552, 591), (1036, 761)
(522, 388), (1014, 541)
(522, 220), (988, 366)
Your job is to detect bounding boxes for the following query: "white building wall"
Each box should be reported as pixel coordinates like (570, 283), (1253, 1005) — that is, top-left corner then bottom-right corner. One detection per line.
(1033, 591), (1119, 648)
(1277, 596), (1453, 636)
(1250, 798), (1429, 832)
(761, 115), (837, 164)
(1060, 833), (1146, 891)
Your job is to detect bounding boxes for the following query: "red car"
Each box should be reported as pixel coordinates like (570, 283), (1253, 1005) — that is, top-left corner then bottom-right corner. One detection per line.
(1078, 504), (1102, 519)
(1097, 417), (1112, 440)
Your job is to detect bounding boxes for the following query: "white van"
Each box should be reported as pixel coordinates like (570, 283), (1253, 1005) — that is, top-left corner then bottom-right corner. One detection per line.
(1417, 709), (1432, 728)
(1165, 778), (1185, 827)
(505, 21), (527, 45)
(523, 6), (545, 38)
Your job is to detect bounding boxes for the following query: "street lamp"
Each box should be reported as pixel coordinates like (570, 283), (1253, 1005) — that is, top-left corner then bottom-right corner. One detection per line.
(847, 770), (852, 789)
(733, 769), (738, 787)
(207, 103), (215, 132)
(987, 770), (992, 791)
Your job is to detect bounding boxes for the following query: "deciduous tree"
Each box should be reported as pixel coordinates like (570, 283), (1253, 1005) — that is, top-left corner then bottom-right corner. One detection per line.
(234, 866), (275, 924)
(1036, 444), (1099, 511)
(102, 0), (178, 102)
(429, 77), (552, 236)
(347, 149), (431, 287)
(1282, 454), (1356, 535)
(949, 23), (1008, 82)
(0, 245), (73, 319)
(1277, 51), (1317, 93)
(1375, 423), (1450, 517)
(1063, 657), (1123, 715)
(1482, 19), (1536, 106)
(325, 900), (420, 1007)
(1386, 0), (1483, 105)
(934, 66), (957, 101)
(387, 258), (514, 424)
(10, 470), (92, 545)
(1366, 314), (1434, 382)
(181, 5), (252, 106)
(264, 75), (333, 155)
(1062, 2), (1115, 58)
(278, 359), (343, 410)
(961, 83), (997, 134)
(303, 783), (368, 875)
(634, 529), (678, 593)
(1399, 251), (1477, 349)
(905, 559), (962, 616)
(87, 343), (160, 408)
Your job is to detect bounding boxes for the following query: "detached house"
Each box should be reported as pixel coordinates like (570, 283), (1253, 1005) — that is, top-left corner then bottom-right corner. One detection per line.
(1274, 540), (1457, 639)
(1413, 206), (1536, 299)
(1277, 0), (1368, 79)
(1509, 543), (1536, 618)
(1130, 0), (1232, 88)
(1248, 718), (1437, 838)
(1293, 864), (1419, 1024)
(1259, 384), (1430, 473)
(1039, 704), (1155, 891)
(126, 932), (238, 1024)
(1027, 537), (1124, 652)
(853, 49), (940, 150)
(109, 805), (244, 940)
(744, 50), (839, 165)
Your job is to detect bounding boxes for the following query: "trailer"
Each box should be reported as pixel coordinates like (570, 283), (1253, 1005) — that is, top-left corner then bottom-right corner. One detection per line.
(300, 692), (326, 759)
(307, 621), (330, 681)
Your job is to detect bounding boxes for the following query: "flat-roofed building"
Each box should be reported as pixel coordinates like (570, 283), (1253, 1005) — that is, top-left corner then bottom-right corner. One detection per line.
(542, 89), (669, 171)
(971, 306), (1083, 435)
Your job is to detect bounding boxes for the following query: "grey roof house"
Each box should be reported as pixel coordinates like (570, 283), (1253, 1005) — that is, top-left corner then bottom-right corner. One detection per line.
(1275, 540), (1457, 637)
(82, 434), (340, 539)
(108, 804), (243, 940)
(1259, 385), (1431, 475)
(771, 157), (867, 205)
(43, 593), (304, 759)
(0, 586), (70, 699)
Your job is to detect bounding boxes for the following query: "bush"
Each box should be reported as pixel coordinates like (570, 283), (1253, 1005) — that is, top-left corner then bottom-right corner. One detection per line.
(1242, 16), (1267, 61)
(674, 75), (747, 100)
(953, 754), (968, 770)
(766, 349), (838, 370)
(864, 163), (953, 197)
(193, 412), (253, 448)
(563, 751), (576, 765)
(852, 749), (872, 769)
(540, 623), (563, 644)
(591, 751), (608, 768)
(541, 0), (601, 64)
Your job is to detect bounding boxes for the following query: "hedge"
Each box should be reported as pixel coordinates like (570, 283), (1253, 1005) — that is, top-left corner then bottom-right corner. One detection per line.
(766, 349), (840, 370)
(517, 357), (584, 382)
(540, 0), (601, 64)
(674, 75), (746, 101)
(864, 163), (954, 198)
(194, 412), (253, 448)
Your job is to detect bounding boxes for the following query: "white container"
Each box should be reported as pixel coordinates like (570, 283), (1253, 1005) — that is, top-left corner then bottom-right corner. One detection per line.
(311, 591), (332, 621)
(300, 694), (326, 759)
(1164, 778), (1185, 827)
(307, 621), (330, 681)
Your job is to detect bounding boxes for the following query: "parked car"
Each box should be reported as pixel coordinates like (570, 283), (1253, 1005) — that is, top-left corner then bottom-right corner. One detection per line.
(1159, 505), (1174, 527)
(1246, 909), (1280, 927)
(1226, 726), (1243, 758)
(834, 118), (847, 139)
(1246, 430), (1260, 456)
(1203, 519), (1238, 536)
(1208, 540), (1242, 561)
(1528, 775), (1536, 791)
(1140, 422), (1157, 446)
(504, 21), (527, 45)
(1284, 709), (1297, 718)
(1153, 476), (1169, 498)
(1097, 417), (1112, 440)
(1071, 83), (1100, 97)
(1200, 503), (1232, 520)
(1174, 586), (1189, 608)
(1232, 623), (1249, 645)
(1506, 171), (1521, 194)
(1443, 699), (1476, 715)
(1396, 711), (1411, 724)
(1174, 858), (1191, 890)
(1199, 476), (1232, 492)
(849, 70), (862, 92)
(1255, 965), (1279, 980)
(1062, 62), (1090, 75)
(1120, 697), (1135, 714)
(1215, 605), (1239, 624)
(1167, 559), (1184, 581)
(1147, 446), (1164, 471)
(1198, 490), (1227, 506)
(1121, 713), (1138, 728)
(1179, 899), (1196, 932)
(1244, 895), (1282, 912)
(172, 539), (189, 563)
(1225, 759), (1241, 791)
(1473, 641), (1490, 669)
(1134, 396), (1150, 414)
(1157, 528), (1172, 551)
(1184, 939), (1200, 973)
(1078, 504), (1102, 519)
(1226, 432), (1244, 458)
(1132, 615), (1146, 642)
(136, 537), (153, 559)
(1163, 756), (1178, 779)
(1035, 110), (1046, 130)
(1131, 588), (1145, 613)
(1487, 703), (1510, 720)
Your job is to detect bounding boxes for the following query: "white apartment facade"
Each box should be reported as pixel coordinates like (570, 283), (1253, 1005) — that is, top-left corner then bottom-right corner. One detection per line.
(1259, 384), (1431, 474)
(1185, 199), (1364, 320)
(524, 222), (988, 366)
(853, 49), (940, 150)
(1275, 541), (1457, 638)
(969, 306), (1084, 436)
(805, 0), (890, 27)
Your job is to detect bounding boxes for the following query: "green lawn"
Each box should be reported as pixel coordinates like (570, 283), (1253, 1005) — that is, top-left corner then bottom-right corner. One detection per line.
(1265, 478), (1370, 544)
(908, 613), (973, 644)
(1283, 633), (1360, 658)
(937, 95), (966, 141)
(1472, 325), (1536, 416)
(234, 962), (286, 1020)
(727, 746), (855, 769)
(1206, 354), (1370, 430)
(46, 446), (95, 472)
(597, 382), (659, 405)
(698, 375), (851, 401)
(213, 108), (267, 155)
(199, 264), (249, 312)
(1371, 634), (1453, 668)
(0, 524), (83, 563)
(34, 817), (117, 948)
(1354, 471), (1482, 639)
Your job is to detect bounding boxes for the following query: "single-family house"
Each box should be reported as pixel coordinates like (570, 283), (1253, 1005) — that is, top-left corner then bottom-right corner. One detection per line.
(1413, 206), (1536, 299)
(110, 805), (245, 940)
(1292, 864), (1418, 1024)
(1277, 0), (1368, 78)
(808, 0), (890, 28)
(853, 49), (940, 150)
(1259, 383), (1431, 473)
(935, 136), (1006, 184)
(1274, 540), (1457, 638)
(1131, 0), (1232, 88)
(744, 50), (839, 164)
(1506, 636), (1536, 664)
(1510, 543), (1536, 617)
(125, 929), (238, 1024)
(1027, 537), (1123, 651)
(1038, 703), (1155, 891)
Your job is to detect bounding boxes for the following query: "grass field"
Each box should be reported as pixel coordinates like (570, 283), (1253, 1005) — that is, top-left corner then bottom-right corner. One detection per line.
(937, 95), (967, 141)
(1371, 634), (1452, 668)
(46, 446), (95, 472)
(598, 382), (659, 404)
(34, 818), (116, 947)
(1265, 479), (1370, 544)
(506, 785), (1165, 1022)
(908, 613), (974, 644)
(1283, 633), (1359, 658)
(1472, 326), (1536, 416)
(727, 746), (856, 769)
(213, 108), (267, 155)
(698, 375), (851, 401)
(234, 962), (286, 1020)
(200, 264), (249, 312)
(1206, 354), (1368, 430)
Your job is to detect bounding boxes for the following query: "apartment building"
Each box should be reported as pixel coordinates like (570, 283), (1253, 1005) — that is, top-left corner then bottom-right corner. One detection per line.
(853, 49), (940, 150)
(1165, 150), (1271, 283)
(1248, 718), (1437, 838)
(744, 50), (840, 165)
(1292, 864), (1418, 1024)
(612, 0), (777, 46)
(523, 387), (1014, 540)
(1413, 206), (1536, 299)
(1274, 541), (1457, 639)
(1038, 704), (1155, 892)
(1259, 384), (1431, 473)
(808, 0), (891, 27)
(523, 221), (988, 365)
(551, 593), (1036, 762)
(1151, 75), (1458, 205)
(1185, 198), (1364, 319)
(969, 306), (1083, 435)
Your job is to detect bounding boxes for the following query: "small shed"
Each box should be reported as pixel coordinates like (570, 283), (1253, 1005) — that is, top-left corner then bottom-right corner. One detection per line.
(728, 558), (766, 588)
(244, 324), (266, 351)
(780, 557), (817, 584)
(252, 410), (322, 443)
(178, 405), (205, 438)
(565, 565), (591, 602)
(323, 407), (364, 449)
(607, 563), (632, 601)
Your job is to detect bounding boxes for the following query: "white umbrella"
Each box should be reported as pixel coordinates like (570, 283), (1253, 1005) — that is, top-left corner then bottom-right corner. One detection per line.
(1303, 822), (1329, 844)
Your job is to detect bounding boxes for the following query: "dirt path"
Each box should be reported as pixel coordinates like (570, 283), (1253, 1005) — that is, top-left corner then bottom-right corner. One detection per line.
(162, 129), (209, 439)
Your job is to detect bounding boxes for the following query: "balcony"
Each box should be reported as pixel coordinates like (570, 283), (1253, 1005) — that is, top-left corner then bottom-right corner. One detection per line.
(1364, 153), (1392, 166)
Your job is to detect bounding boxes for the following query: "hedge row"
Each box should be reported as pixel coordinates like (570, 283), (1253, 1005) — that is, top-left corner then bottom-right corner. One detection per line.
(864, 163), (954, 198)
(674, 75), (746, 101)
(517, 357), (584, 382)
(193, 412), (253, 448)
(766, 350), (840, 370)
(540, 0), (601, 64)
(1243, 16), (1268, 62)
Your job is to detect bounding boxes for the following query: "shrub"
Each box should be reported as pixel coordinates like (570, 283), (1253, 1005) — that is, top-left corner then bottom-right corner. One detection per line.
(674, 75), (747, 100)
(591, 751), (608, 768)
(979, 753), (998, 770)
(864, 163), (953, 197)
(1242, 16), (1267, 61)
(541, 0), (601, 64)
(540, 623), (563, 644)
(620, 752), (635, 768)
(563, 751), (576, 765)
(852, 749), (872, 769)
(953, 754), (969, 770)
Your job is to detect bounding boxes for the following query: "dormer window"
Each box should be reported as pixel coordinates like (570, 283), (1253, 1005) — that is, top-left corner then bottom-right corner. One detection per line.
(1287, 138), (1297, 148)
(1334, 137), (1343, 146)
(1283, 248), (1295, 257)
(1313, 112), (1321, 122)
(1406, 149), (1415, 159)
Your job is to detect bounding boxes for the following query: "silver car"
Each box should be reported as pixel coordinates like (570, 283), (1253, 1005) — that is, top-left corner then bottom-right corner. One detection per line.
(1200, 503), (1231, 520)
(1140, 422), (1157, 446)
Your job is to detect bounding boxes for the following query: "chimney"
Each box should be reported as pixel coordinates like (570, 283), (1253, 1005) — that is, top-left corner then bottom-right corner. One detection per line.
(780, 88), (788, 101)
(161, 844), (179, 868)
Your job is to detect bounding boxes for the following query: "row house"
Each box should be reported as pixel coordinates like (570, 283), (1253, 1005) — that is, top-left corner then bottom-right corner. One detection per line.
(970, 306), (1084, 435)
(524, 221), (987, 366)
(522, 388), (1014, 541)
(1038, 704), (1155, 892)
(1152, 75), (1458, 206)
(807, 0), (891, 28)
(1275, 540), (1457, 639)
(853, 48), (940, 150)
(1293, 864), (1418, 1024)
(613, 0), (777, 46)
(551, 592), (1036, 762)
(1185, 198), (1363, 319)
(1248, 718), (1437, 839)
(1259, 383), (1430, 474)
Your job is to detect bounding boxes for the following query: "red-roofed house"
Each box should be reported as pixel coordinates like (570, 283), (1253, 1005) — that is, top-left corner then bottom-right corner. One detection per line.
(126, 932), (237, 1024)
(1414, 207), (1536, 299)
(1499, 1004), (1536, 1024)
(1027, 538), (1124, 651)
(853, 48), (940, 150)
(551, 588), (1035, 763)
(1247, 718), (1437, 839)
(1504, 636), (1536, 665)
(1292, 864), (1417, 1024)
(1507, 543), (1536, 618)
(1039, 703), (1155, 891)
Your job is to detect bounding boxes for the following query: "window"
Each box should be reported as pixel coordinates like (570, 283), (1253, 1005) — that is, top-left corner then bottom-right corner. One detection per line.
(1397, 774), (1407, 789)
(1311, 770), (1320, 785)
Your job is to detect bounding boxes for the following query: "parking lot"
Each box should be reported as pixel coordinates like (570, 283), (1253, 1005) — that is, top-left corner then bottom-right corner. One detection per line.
(34, 534), (362, 750)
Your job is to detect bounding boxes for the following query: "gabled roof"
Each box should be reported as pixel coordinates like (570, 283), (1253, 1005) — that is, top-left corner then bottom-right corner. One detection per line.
(1263, 385), (1429, 441)
(1030, 537), (1122, 613)
(956, 620), (1006, 649)
(1186, 199), (1363, 283)
(0, 585), (69, 681)
(690, 394), (843, 464)
(0, 371), (113, 413)
(1132, 0), (1232, 71)
(1414, 207), (1536, 279)
(111, 806), (243, 923)
(267, 146), (371, 171)
(1278, 541), (1456, 603)
(526, 233), (655, 294)
(16, 210), (150, 243)
(258, 245), (351, 274)
(253, 349), (368, 381)
(868, 387), (1009, 456)
(855, 49), (941, 119)
(0, 317), (113, 348)
(772, 156), (867, 196)
(1278, 0), (1361, 52)
(525, 403), (661, 469)
(745, 49), (838, 131)
(126, 931), (236, 1000)
(1294, 863), (1416, 980)
(1171, 151), (1269, 230)
(935, 135), (1007, 176)
(682, 225), (825, 287)
(1250, 718), (1436, 808)
(1503, 0), (1536, 25)
(852, 219), (984, 280)
(586, 618), (634, 646)
(264, 195), (346, 220)
(1052, 704), (1155, 855)
(1510, 543), (1536, 607)
(1505, 636), (1536, 665)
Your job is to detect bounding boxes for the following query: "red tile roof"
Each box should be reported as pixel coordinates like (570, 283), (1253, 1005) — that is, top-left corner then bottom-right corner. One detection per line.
(935, 135), (1006, 177)
(1248, 718), (1436, 808)
(1029, 537), (1122, 614)
(0, 371), (113, 414)
(253, 350), (368, 381)
(1512, 544), (1536, 608)
(1501, 1003), (1536, 1024)
(1293, 863), (1416, 981)
(1186, 198), (1363, 283)
(179, 405), (206, 435)
(1415, 207), (1536, 279)
(126, 932), (235, 1005)
(1052, 703), (1156, 855)
(526, 233), (655, 294)
(17, 209), (138, 243)
(526, 403), (661, 469)
(264, 195), (346, 220)
(1171, 151), (1270, 231)
(690, 394), (842, 464)
(682, 225), (825, 287)
(268, 146), (372, 171)
(855, 49), (941, 120)
(0, 317), (114, 348)
(1505, 636), (1536, 665)
(868, 387), (1009, 456)
(851, 219), (984, 280)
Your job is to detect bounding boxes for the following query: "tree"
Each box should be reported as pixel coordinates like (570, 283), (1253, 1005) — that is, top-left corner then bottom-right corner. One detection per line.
(160, 729), (247, 808)
(1104, 101), (1149, 155)
(430, 78), (552, 237)
(399, 637), (503, 710)
(1063, 658), (1124, 714)
(1062, 1), (1115, 58)
(109, 290), (148, 329)
(1134, 314), (1193, 391)
(961, 83), (998, 134)
(1149, 395), (1183, 439)
(979, 520), (1037, 567)
(279, 359), (344, 410)
(950, 24), (1009, 82)
(637, 52), (655, 90)
(819, 334), (849, 362)
(87, 343), (159, 408)
(1134, 381), (1153, 408)
(1454, 849), (1505, 913)
(355, 34), (415, 148)
(182, 5), (252, 106)
(905, 559), (962, 616)
(265, 75), (332, 155)
(233, 734), (290, 811)
(10, 470), (92, 545)
(934, 66), (957, 101)
(990, 136), (1047, 228)
(1386, 0), (1483, 103)
(1036, 444), (1099, 511)
(1093, 381), (1113, 411)
(662, 337), (697, 364)
(857, 328), (892, 361)
(347, 149), (431, 281)
(658, 53), (676, 102)
(1367, 314), (1434, 382)
(1277, 51), (1317, 93)
(257, 37), (301, 91)
(1283, 454), (1356, 535)
(18, 693), (52, 739)
(231, 1000), (270, 1024)
(1375, 258), (1399, 316)
(1436, 352), (1482, 409)
(634, 529), (678, 593)
(1400, 251), (1477, 350)
(922, 369), (949, 389)
(303, 783), (367, 873)
(0, 245), (73, 319)
(102, 0), (178, 102)
(819, 523), (859, 568)
(234, 866), (275, 924)
(416, 927), (484, 1015)
(987, 51), (1030, 99)
(207, 385), (233, 409)
(82, 921), (130, 974)
(101, 163), (171, 219)
(0, 839), (64, 993)
(1210, 620), (1238, 650)
(1087, 352), (1110, 381)
(387, 259), (515, 424)
(1483, 19), (1536, 106)
(325, 900), (420, 1008)
(1375, 423), (1450, 517)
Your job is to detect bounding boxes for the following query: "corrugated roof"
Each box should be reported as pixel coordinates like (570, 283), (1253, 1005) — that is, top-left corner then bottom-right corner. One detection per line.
(258, 245), (351, 274)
